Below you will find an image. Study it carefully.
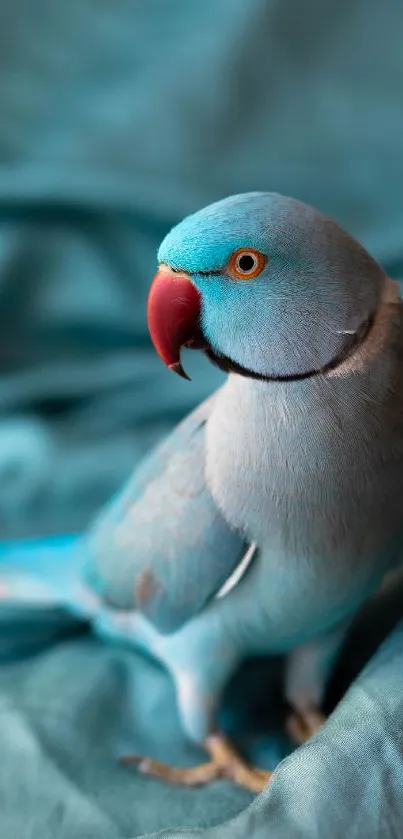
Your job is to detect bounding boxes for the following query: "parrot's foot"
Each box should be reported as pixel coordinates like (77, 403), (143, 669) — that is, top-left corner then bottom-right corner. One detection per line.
(286, 708), (327, 745)
(121, 731), (272, 794)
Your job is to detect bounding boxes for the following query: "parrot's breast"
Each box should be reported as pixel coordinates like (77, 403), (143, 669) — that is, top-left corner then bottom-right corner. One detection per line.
(205, 364), (403, 638)
(206, 363), (403, 652)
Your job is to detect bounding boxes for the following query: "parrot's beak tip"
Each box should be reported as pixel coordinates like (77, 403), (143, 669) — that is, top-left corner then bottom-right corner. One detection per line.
(147, 267), (201, 381)
(169, 361), (192, 381)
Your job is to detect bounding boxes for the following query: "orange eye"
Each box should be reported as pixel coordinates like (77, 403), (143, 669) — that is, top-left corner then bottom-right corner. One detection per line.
(226, 248), (267, 280)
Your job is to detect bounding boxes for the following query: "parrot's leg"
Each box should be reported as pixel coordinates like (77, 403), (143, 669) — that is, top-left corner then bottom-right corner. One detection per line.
(121, 732), (272, 794)
(286, 707), (327, 744)
(284, 621), (351, 745)
(119, 607), (271, 792)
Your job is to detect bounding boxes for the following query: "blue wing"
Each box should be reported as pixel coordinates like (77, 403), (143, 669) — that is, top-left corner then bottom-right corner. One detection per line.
(83, 392), (248, 633)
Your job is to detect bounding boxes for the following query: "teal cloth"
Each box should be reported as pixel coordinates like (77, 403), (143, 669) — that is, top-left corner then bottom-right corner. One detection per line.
(0, 536), (402, 838)
(1, 1), (403, 836)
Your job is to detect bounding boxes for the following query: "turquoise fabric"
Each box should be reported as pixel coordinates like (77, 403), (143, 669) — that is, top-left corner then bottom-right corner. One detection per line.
(1, 1), (403, 836)
(0, 536), (402, 838)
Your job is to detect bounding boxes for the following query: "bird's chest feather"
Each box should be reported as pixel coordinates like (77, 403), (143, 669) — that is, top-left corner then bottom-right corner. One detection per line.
(205, 375), (403, 567)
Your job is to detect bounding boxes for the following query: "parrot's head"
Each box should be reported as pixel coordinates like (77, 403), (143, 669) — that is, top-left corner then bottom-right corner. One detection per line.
(147, 192), (385, 381)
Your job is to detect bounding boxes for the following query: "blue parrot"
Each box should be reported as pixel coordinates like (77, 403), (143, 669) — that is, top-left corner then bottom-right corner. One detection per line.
(84, 192), (403, 793)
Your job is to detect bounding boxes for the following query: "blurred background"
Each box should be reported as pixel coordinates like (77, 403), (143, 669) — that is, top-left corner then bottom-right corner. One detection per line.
(0, 0), (403, 539)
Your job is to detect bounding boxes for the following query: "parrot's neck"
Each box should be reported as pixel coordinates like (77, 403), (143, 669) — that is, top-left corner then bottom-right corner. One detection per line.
(206, 276), (403, 544)
(235, 276), (400, 406)
(327, 277), (400, 379)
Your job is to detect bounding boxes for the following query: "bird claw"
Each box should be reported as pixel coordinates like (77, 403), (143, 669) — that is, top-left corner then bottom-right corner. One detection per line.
(120, 732), (272, 794)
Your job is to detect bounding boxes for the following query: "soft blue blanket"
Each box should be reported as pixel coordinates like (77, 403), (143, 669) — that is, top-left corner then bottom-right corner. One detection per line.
(1, 1), (403, 836)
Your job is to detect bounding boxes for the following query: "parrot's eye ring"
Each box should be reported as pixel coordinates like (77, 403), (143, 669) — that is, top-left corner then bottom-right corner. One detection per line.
(227, 248), (267, 280)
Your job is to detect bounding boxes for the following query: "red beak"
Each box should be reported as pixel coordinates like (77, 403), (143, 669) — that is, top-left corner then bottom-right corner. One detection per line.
(147, 267), (202, 380)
